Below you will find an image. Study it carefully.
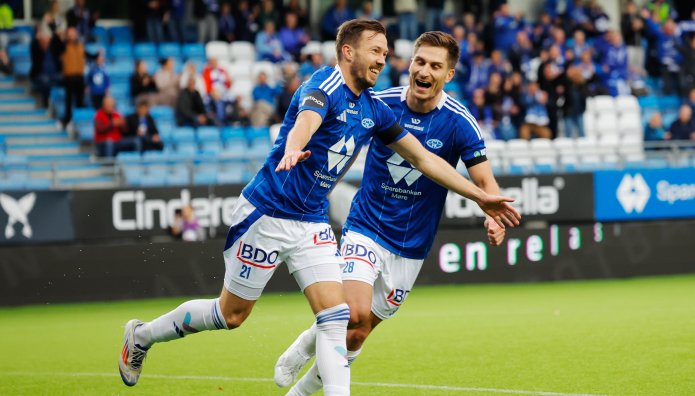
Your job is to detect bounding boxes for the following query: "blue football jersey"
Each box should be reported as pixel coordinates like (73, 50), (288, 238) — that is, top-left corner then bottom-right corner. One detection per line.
(242, 66), (406, 223)
(344, 86), (488, 259)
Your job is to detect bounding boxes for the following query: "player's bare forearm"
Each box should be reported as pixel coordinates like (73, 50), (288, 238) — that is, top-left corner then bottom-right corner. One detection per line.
(276, 110), (323, 172)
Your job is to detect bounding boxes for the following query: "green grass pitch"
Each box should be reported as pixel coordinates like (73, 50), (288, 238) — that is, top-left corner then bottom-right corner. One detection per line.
(1, 274), (694, 395)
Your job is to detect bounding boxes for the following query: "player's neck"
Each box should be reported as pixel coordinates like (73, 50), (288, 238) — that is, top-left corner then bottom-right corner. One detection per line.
(338, 63), (363, 96)
(405, 88), (442, 114)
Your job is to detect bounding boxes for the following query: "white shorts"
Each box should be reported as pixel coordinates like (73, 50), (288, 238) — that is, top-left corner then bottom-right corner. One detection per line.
(340, 230), (423, 320)
(223, 196), (344, 300)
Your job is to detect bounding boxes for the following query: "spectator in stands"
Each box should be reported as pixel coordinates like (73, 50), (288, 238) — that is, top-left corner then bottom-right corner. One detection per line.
(298, 51), (324, 81)
(130, 60), (158, 104)
(154, 57), (179, 107)
(484, 72), (504, 120)
(489, 50), (511, 78)
(621, 1), (646, 75)
(493, 3), (523, 55)
(600, 30), (630, 96)
(180, 204), (203, 242)
(94, 95), (129, 157)
(218, 2), (236, 42)
(647, 0), (674, 24)
(388, 54), (409, 88)
(644, 111), (666, 141)
(532, 11), (553, 50)
(202, 57), (230, 96)
(233, 0), (259, 42)
(469, 88), (495, 140)
(320, 0), (354, 41)
(60, 27), (86, 128)
(508, 31), (533, 76)
(39, 0), (66, 37)
(424, 0), (445, 32)
(30, 31), (61, 107)
(255, 20), (290, 63)
(571, 29), (590, 60)
(0, 0), (15, 50)
(164, 0), (186, 43)
(465, 51), (491, 99)
(169, 208), (184, 239)
(681, 35), (695, 93)
(250, 71), (280, 126)
(440, 13), (456, 36)
(666, 105), (695, 141)
(586, 1), (611, 38)
(194, 0), (219, 43)
(176, 76), (209, 126)
(0, 47), (10, 75)
(564, 60), (589, 138)
(687, 88), (695, 113)
(278, 12), (308, 61)
(499, 73), (523, 140)
(283, 0), (308, 29)
(86, 50), (109, 109)
(357, 1), (380, 20)
(66, 0), (95, 41)
(144, 0), (164, 44)
(538, 45), (566, 137)
(124, 99), (164, 152)
(206, 87), (248, 126)
(257, 0), (281, 29)
(568, 0), (590, 34)
(519, 81), (552, 139)
(180, 61), (206, 95)
(645, 18), (683, 96)
(394, 0), (417, 41)
(277, 74), (300, 120)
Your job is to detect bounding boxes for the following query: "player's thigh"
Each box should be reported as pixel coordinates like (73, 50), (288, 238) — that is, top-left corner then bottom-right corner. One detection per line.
(223, 198), (284, 301)
(372, 255), (424, 320)
(287, 223), (345, 313)
(343, 280), (374, 324)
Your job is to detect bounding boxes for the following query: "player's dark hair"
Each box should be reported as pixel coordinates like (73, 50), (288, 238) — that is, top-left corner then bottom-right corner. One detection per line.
(335, 19), (386, 61)
(414, 31), (461, 69)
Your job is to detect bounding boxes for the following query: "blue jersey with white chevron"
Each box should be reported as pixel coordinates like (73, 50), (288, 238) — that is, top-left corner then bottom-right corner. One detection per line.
(242, 65), (405, 223)
(344, 86), (487, 259)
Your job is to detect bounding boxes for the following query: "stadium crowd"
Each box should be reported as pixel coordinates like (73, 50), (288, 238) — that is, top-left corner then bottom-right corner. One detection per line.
(3, 0), (695, 158)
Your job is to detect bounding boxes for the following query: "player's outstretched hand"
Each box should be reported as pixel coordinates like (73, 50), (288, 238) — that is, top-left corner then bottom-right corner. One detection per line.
(484, 218), (506, 246)
(275, 150), (312, 172)
(477, 194), (521, 229)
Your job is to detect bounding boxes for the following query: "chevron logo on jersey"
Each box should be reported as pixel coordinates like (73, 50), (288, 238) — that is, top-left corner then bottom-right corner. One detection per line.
(386, 153), (422, 186)
(327, 136), (355, 172)
(336, 110), (347, 122)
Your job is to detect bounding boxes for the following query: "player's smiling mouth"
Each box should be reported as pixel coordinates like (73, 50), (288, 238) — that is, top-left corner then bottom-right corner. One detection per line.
(415, 79), (432, 88)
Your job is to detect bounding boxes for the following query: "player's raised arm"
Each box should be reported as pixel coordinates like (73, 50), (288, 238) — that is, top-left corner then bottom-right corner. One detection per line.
(388, 133), (521, 228)
(275, 110), (323, 172)
(468, 160), (507, 246)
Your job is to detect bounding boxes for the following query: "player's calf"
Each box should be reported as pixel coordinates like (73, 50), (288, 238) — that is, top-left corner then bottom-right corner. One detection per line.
(315, 303), (351, 396)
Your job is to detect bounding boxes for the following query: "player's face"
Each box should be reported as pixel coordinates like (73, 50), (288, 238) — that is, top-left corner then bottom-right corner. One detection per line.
(349, 31), (388, 90)
(408, 46), (455, 102)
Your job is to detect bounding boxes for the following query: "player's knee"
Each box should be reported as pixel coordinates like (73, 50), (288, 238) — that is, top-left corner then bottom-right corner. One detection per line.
(223, 312), (246, 329)
(348, 307), (371, 329)
(347, 326), (370, 349)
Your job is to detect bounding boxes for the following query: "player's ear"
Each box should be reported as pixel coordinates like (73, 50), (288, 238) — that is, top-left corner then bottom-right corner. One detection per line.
(445, 67), (455, 83)
(342, 44), (353, 61)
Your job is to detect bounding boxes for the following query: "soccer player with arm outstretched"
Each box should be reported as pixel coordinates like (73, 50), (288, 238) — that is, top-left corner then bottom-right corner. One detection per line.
(274, 31), (516, 395)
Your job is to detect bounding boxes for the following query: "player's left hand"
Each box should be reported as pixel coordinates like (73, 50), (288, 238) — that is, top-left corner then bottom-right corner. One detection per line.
(477, 194), (521, 229)
(484, 218), (506, 246)
(275, 150), (312, 172)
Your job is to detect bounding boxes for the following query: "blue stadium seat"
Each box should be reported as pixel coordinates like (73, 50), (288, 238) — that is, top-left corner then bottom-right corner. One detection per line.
(142, 150), (168, 164)
(221, 126), (246, 144)
(24, 178), (52, 190)
(166, 171), (189, 186)
(176, 142), (198, 155)
(201, 141), (223, 154)
(91, 25), (108, 44)
(197, 126), (220, 142)
(217, 167), (245, 184)
(108, 26), (133, 43)
(85, 42), (106, 57)
(116, 151), (142, 163)
(659, 95), (681, 111)
(139, 173), (167, 187)
(150, 106), (175, 121)
(158, 42), (181, 59)
(72, 108), (96, 142)
(532, 163), (555, 174)
(223, 143), (246, 157)
(0, 179), (24, 191)
(7, 43), (30, 60)
(172, 126), (196, 143)
(182, 43), (206, 62)
(108, 42), (133, 60)
(637, 95), (659, 110)
(13, 59), (31, 77)
(193, 167), (218, 185)
(134, 43), (157, 59)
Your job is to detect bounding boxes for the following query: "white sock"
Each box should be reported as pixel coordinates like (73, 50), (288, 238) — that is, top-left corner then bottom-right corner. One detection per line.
(134, 298), (227, 348)
(296, 323), (318, 358)
(288, 349), (361, 396)
(314, 304), (350, 396)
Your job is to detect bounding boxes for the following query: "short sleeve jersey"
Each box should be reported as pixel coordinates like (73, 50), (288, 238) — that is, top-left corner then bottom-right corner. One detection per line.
(344, 86), (487, 259)
(242, 65), (406, 223)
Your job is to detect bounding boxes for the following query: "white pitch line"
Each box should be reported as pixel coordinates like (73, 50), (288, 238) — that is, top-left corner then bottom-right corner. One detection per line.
(0, 372), (608, 396)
